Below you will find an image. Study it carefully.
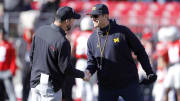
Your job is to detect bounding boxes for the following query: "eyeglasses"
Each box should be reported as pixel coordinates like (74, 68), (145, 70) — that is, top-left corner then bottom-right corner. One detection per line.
(90, 15), (99, 18)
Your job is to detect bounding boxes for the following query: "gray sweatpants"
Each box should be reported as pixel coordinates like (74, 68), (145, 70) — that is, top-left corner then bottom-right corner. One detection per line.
(0, 70), (16, 101)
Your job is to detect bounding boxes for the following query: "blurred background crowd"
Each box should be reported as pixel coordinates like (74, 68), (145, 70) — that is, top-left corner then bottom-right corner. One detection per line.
(0, 0), (179, 101)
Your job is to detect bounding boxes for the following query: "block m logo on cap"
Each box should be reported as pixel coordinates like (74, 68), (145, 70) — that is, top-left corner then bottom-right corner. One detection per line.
(92, 7), (96, 10)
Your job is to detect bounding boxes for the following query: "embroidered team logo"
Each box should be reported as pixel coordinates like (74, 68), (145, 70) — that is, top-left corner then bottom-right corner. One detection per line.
(49, 45), (56, 52)
(113, 38), (119, 43)
(92, 7), (96, 10)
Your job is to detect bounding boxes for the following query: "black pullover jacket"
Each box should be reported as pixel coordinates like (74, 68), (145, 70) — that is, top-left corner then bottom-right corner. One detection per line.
(87, 20), (153, 90)
(30, 24), (84, 92)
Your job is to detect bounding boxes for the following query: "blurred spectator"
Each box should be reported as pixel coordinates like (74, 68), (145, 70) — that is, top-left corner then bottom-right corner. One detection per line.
(19, 10), (39, 33)
(163, 26), (180, 101)
(138, 30), (155, 101)
(34, 0), (60, 30)
(34, 10), (54, 31)
(72, 16), (97, 101)
(17, 28), (34, 101)
(40, 0), (60, 13)
(152, 26), (180, 101)
(0, 3), (3, 16)
(3, 0), (21, 12)
(17, 10), (38, 101)
(164, 63), (180, 101)
(3, 0), (32, 12)
(0, 79), (8, 101)
(152, 41), (176, 101)
(152, 55), (169, 101)
(0, 27), (17, 101)
(166, 27), (180, 64)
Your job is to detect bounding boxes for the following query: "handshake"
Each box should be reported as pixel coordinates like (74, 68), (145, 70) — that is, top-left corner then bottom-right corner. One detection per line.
(83, 70), (91, 81)
(140, 73), (157, 85)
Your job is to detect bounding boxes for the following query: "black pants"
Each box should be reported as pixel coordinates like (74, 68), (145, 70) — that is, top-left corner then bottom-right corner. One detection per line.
(62, 76), (75, 101)
(0, 80), (8, 101)
(22, 63), (31, 101)
(98, 82), (143, 101)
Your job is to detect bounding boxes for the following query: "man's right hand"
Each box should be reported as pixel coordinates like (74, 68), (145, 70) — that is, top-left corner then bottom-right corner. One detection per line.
(83, 70), (91, 81)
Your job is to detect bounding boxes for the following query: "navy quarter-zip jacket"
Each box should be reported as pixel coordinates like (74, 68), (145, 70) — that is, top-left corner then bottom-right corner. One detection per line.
(87, 20), (153, 90)
(30, 24), (84, 92)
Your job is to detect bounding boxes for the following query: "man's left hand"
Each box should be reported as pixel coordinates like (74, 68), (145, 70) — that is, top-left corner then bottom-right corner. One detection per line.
(140, 73), (157, 85)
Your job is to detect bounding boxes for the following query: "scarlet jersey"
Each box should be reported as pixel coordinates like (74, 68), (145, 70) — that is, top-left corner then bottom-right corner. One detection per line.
(0, 41), (17, 75)
(154, 39), (180, 64)
(73, 30), (92, 59)
(168, 39), (180, 64)
(71, 28), (81, 44)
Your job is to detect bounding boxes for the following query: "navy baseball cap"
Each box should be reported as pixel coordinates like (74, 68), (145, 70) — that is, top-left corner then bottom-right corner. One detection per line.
(88, 4), (109, 15)
(56, 6), (81, 20)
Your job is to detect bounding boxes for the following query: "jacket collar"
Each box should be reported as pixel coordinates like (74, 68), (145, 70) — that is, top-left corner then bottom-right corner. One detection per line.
(97, 24), (109, 35)
(97, 19), (116, 35)
(51, 23), (66, 36)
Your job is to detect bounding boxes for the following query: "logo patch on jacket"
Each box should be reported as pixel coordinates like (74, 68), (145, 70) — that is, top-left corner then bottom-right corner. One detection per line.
(113, 38), (119, 43)
(49, 45), (56, 52)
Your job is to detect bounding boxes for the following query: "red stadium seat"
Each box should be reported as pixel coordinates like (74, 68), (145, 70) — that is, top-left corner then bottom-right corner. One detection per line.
(59, 1), (180, 26)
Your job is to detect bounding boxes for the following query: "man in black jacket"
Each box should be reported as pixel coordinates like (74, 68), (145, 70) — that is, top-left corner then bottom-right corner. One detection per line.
(85, 4), (157, 101)
(30, 6), (89, 101)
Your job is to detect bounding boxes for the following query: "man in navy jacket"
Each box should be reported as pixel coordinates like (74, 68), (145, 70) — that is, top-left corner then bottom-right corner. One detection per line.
(85, 4), (157, 101)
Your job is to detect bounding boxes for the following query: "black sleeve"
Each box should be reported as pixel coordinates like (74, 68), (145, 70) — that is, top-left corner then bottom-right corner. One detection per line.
(58, 40), (84, 78)
(124, 27), (154, 75)
(86, 37), (97, 75)
(30, 36), (35, 66)
(64, 63), (84, 78)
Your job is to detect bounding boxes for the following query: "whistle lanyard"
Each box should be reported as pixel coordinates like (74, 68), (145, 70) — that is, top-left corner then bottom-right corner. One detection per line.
(97, 25), (110, 69)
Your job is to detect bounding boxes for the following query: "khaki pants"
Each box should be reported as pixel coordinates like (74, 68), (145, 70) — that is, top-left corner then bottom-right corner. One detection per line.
(31, 73), (62, 101)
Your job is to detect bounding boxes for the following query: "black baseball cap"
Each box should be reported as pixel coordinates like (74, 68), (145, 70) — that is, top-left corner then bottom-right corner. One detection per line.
(88, 4), (109, 15)
(56, 6), (81, 20)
